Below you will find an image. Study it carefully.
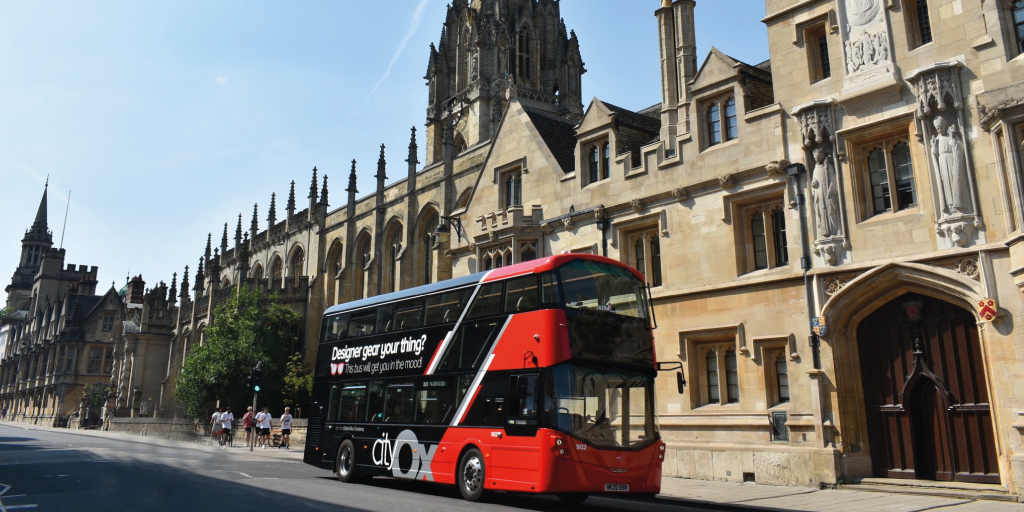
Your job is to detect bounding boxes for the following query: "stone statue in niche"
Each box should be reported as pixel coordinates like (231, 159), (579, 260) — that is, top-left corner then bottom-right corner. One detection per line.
(811, 148), (841, 239)
(931, 116), (971, 216)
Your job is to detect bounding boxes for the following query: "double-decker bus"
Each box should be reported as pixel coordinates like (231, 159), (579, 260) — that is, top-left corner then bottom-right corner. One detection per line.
(303, 254), (670, 503)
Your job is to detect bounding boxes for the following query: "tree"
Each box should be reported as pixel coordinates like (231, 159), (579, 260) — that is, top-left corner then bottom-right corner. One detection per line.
(174, 287), (300, 420)
(83, 383), (109, 409)
(282, 352), (312, 416)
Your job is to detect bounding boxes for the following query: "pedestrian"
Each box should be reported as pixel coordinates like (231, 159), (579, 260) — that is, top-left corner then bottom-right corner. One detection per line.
(279, 407), (293, 449)
(1, 406), (7, 421)
(220, 407), (234, 447)
(255, 407), (272, 448)
(242, 406), (255, 446)
(210, 408), (223, 445)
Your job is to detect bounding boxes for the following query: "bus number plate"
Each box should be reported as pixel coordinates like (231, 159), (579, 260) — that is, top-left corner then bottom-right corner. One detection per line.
(605, 483), (629, 492)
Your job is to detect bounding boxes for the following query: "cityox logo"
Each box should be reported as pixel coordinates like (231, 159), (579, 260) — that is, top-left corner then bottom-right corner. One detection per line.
(330, 362), (345, 376)
(371, 430), (439, 481)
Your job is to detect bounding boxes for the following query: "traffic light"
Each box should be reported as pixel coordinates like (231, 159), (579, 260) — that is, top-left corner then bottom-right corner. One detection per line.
(252, 367), (263, 393)
(246, 368), (255, 392)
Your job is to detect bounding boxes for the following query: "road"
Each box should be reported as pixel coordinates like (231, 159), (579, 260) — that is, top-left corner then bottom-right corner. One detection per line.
(0, 423), (738, 512)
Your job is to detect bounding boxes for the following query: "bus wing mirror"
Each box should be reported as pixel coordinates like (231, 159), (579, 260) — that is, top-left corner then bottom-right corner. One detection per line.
(657, 362), (685, 394)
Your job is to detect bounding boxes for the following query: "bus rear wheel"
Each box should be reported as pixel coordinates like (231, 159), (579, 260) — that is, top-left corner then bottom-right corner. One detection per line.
(557, 493), (589, 504)
(458, 448), (489, 502)
(336, 439), (358, 483)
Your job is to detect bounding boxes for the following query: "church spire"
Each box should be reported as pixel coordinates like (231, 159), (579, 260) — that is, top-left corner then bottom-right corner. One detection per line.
(268, 193), (277, 229)
(168, 272), (178, 306)
(320, 175), (329, 207)
(204, 233), (212, 267)
(221, 223), (229, 256)
(376, 144), (387, 206)
(33, 178), (48, 230)
(309, 167), (319, 203)
(235, 214), (243, 247)
(286, 181), (296, 217)
(251, 203), (260, 238)
(180, 265), (190, 301)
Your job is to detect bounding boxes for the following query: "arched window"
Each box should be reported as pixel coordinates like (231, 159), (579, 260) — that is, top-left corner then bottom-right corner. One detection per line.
(1015, 1), (1024, 54)
(602, 143), (610, 180)
(706, 349), (720, 404)
(518, 27), (532, 81)
(724, 98), (738, 141)
(588, 146), (600, 184)
(520, 242), (536, 262)
(483, 254), (493, 271)
(775, 352), (790, 404)
(649, 238), (663, 287)
(891, 142), (917, 209)
(251, 263), (264, 282)
(751, 211), (768, 271)
(270, 257), (283, 280)
(504, 172), (522, 208)
(290, 247), (304, 278)
(724, 349), (739, 403)
(453, 133), (467, 157)
(771, 208), (788, 266)
(707, 103), (722, 146)
(634, 237), (646, 280)
(868, 147), (890, 214)
(906, 0), (933, 48)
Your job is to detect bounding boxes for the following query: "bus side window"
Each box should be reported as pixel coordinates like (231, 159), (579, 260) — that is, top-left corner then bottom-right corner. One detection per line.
(392, 299), (424, 331)
(436, 319), (505, 371)
(466, 283), (503, 319)
(504, 276), (539, 313)
(376, 305), (394, 334)
(383, 383), (416, 424)
(508, 374), (539, 422)
(540, 273), (562, 308)
(462, 375), (506, 427)
(338, 382), (367, 423)
(327, 385), (341, 422)
(348, 311), (376, 338)
(416, 377), (455, 425)
(365, 381), (386, 422)
(321, 314), (350, 344)
(424, 288), (471, 326)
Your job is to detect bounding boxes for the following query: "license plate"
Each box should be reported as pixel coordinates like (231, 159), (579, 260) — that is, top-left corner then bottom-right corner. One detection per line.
(605, 483), (629, 492)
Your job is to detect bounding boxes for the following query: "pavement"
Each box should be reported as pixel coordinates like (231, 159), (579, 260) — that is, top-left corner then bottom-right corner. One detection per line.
(3, 420), (1024, 511)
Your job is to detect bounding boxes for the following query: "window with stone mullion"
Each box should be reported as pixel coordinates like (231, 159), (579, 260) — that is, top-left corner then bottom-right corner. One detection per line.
(1015, 1), (1024, 53)
(589, 146), (600, 184)
(818, 33), (831, 79)
(916, 0), (933, 45)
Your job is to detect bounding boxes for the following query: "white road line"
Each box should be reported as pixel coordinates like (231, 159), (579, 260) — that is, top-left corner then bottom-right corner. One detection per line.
(238, 472), (253, 479)
(5, 505), (38, 510)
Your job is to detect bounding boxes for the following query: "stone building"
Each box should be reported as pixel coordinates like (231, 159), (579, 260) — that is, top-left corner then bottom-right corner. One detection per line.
(6, 0), (1018, 497)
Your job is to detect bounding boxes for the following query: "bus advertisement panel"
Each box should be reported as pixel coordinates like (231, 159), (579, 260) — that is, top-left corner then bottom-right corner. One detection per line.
(304, 254), (667, 503)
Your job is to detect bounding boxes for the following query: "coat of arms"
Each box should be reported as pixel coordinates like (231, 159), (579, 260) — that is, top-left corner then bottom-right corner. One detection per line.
(977, 298), (998, 322)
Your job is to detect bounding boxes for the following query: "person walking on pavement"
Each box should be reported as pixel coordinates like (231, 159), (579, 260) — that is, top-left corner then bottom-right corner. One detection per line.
(242, 406), (255, 446)
(210, 408), (223, 445)
(255, 407), (272, 448)
(279, 407), (293, 449)
(220, 407), (235, 447)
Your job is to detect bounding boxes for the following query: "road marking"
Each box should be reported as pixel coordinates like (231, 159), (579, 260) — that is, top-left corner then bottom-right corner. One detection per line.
(5, 506), (37, 510)
(238, 472), (253, 479)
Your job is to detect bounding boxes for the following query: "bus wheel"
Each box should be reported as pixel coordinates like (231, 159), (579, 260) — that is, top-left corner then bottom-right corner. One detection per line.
(557, 493), (589, 504)
(458, 448), (488, 501)
(336, 439), (357, 483)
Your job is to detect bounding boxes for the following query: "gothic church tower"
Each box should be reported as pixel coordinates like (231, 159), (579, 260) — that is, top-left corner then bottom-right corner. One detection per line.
(423, 0), (585, 165)
(5, 183), (53, 312)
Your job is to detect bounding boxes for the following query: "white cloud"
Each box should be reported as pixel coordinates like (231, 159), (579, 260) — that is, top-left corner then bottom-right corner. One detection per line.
(216, 73), (228, 85)
(346, 0), (431, 120)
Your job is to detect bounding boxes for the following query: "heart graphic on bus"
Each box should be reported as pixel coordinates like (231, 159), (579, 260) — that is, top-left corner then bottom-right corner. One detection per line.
(331, 363), (345, 376)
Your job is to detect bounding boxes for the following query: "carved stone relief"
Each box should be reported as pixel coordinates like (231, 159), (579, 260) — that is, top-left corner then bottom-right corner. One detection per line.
(906, 61), (983, 248)
(836, 0), (898, 97)
(672, 187), (688, 201)
(719, 174), (734, 189)
(631, 198), (645, 213)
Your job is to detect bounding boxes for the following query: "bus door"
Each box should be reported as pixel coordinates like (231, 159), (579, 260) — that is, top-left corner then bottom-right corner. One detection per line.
(490, 372), (541, 485)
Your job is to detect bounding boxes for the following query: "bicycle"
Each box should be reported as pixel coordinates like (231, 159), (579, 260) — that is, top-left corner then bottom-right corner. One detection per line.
(224, 428), (234, 447)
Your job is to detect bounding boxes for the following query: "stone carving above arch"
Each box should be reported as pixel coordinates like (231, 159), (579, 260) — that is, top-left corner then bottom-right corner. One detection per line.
(835, 0), (899, 104)
(906, 60), (983, 249)
(819, 261), (986, 338)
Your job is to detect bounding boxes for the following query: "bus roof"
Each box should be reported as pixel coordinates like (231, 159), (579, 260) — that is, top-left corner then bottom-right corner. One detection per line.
(324, 271), (487, 316)
(323, 254), (644, 317)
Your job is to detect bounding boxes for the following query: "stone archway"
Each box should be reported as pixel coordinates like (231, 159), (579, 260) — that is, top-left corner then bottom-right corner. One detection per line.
(818, 262), (1001, 483)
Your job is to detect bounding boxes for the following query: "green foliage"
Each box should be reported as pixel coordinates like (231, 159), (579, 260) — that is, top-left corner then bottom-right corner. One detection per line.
(282, 352), (312, 415)
(83, 383), (109, 408)
(174, 287), (300, 419)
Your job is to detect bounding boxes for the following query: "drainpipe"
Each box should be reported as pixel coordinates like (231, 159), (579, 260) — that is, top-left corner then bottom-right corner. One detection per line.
(787, 163), (821, 370)
(597, 218), (609, 257)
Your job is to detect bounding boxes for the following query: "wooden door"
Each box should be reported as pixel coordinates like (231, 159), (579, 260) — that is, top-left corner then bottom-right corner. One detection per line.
(857, 294), (999, 483)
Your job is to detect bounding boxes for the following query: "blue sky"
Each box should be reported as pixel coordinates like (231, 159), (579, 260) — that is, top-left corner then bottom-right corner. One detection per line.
(0, 0), (768, 293)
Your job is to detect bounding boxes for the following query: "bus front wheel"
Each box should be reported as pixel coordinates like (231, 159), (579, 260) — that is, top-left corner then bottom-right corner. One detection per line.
(336, 439), (358, 483)
(458, 448), (489, 502)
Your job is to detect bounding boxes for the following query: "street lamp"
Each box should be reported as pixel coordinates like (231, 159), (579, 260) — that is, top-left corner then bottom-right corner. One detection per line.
(434, 215), (468, 245)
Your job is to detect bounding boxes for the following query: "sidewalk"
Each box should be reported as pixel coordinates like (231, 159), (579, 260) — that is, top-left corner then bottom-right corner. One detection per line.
(657, 477), (1024, 511)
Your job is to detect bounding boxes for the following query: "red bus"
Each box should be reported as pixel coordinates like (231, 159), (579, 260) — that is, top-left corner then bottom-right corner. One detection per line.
(303, 254), (673, 503)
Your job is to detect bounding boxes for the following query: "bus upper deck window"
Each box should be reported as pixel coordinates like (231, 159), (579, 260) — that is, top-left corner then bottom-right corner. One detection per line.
(321, 314), (349, 343)
(466, 283), (503, 319)
(424, 288), (471, 326)
(392, 300), (424, 331)
(348, 311), (376, 338)
(504, 276), (539, 313)
(540, 273), (561, 307)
